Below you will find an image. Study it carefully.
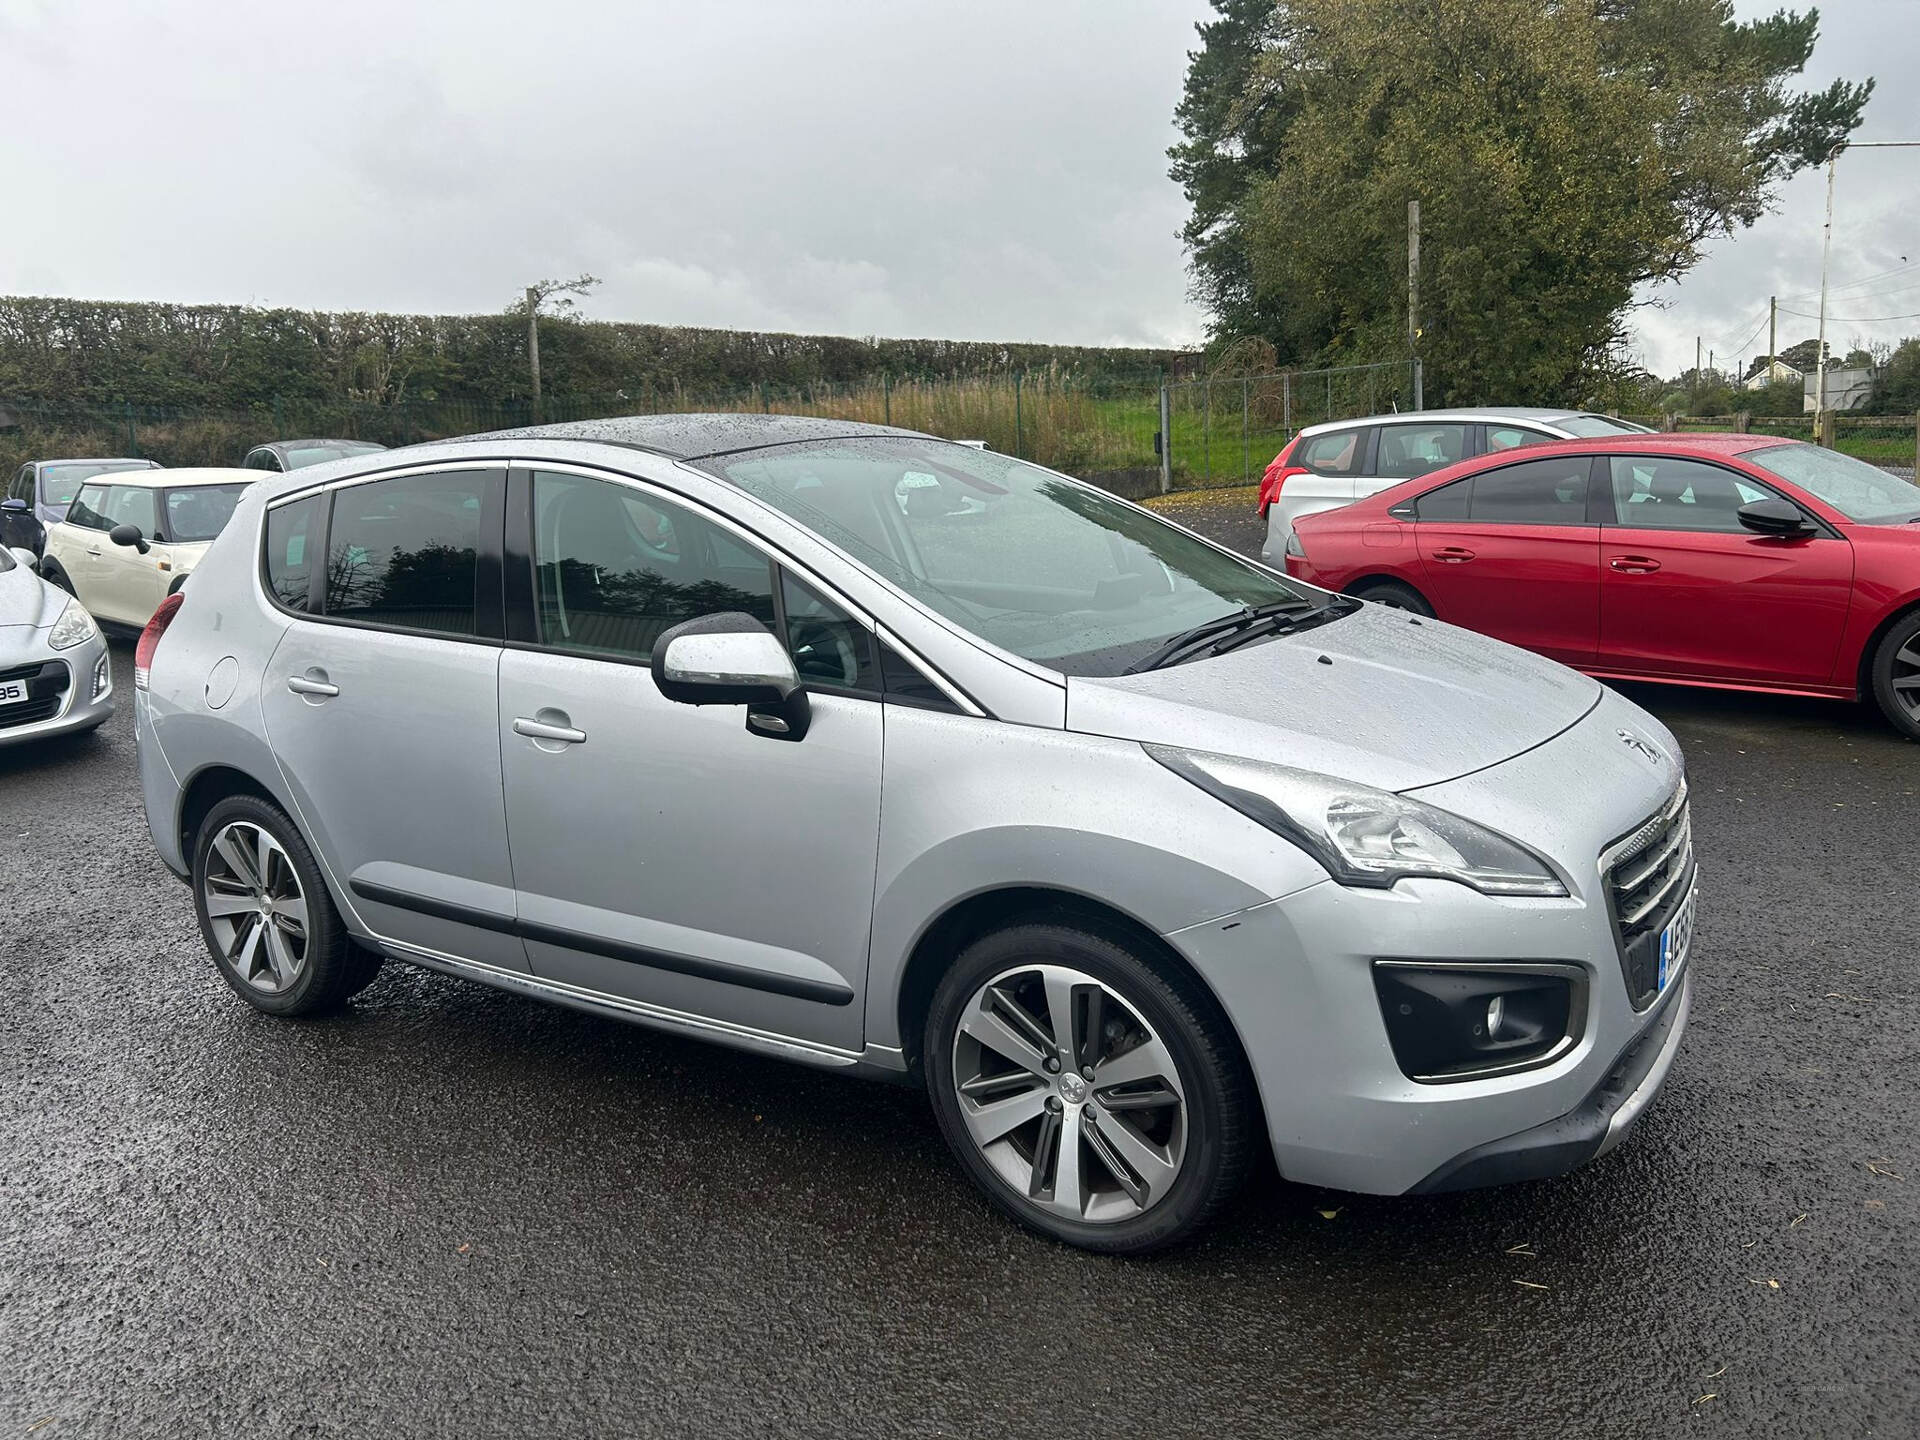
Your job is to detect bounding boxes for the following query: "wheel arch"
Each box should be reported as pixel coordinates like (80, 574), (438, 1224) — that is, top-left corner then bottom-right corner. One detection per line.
(893, 885), (1252, 1086)
(177, 763), (284, 867)
(1343, 573), (1432, 604)
(1854, 597), (1920, 701)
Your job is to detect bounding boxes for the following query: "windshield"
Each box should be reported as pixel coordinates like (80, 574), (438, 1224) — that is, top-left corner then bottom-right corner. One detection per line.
(1742, 444), (1920, 524)
(1558, 415), (1647, 437)
(164, 484), (249, 542)
(701, 438), (1325, 675)
(284, 443), (384, 469)
(42, 460), (151, 507)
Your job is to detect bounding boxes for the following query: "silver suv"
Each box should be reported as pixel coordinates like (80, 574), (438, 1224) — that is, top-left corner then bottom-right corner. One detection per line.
(134, 416), (1696, 1253)
(1259, 408), (1653, 562)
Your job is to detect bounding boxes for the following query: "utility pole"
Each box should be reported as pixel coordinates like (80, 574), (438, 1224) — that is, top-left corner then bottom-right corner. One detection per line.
(1768, 296), (1777, 377)
(1407, 199), (1423, 410)
(1815, 156), (1835, 437)
(1695, 337), (1702, 403)
(526, 285), (542, 422)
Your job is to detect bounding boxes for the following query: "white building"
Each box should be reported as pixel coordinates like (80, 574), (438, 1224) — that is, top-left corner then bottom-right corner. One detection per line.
(1804, 366), (1877, 413)
(1743, 359), (1802, 391)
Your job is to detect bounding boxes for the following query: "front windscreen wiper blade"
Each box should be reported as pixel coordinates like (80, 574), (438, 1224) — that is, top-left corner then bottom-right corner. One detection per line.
(1206, 595), (1361, 658)
(1122, 601), (1310, 675)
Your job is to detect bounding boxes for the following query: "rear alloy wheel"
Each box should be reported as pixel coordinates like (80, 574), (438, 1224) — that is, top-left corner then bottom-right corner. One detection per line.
(1349, 579), (1435, 617)
(191, 794), (357, 1016)
(926, 922), (1252, 1254)
(1869, 611), (1920, 741)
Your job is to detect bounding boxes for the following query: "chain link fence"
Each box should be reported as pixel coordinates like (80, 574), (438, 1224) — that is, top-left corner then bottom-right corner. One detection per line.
(1655, 412), (1920, 480)
(1164, 360), (1420, 492)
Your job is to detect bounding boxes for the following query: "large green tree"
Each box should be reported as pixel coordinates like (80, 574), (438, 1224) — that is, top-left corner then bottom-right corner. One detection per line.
(1170, 1), (1872, 405)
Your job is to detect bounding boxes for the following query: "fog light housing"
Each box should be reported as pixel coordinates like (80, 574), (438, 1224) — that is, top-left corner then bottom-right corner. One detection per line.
(1373, 962), (1586, 1082)
(93, 652), (111, 700)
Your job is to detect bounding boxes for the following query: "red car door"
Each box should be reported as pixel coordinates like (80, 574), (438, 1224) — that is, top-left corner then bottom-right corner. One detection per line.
(1413, 453), (1601, 666)
(1597, 455), (1854, 686)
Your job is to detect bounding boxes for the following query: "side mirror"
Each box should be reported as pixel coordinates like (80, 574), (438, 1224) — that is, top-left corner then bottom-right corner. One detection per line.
(109, 522), (151, 554)
(651, 611), (810, 741)
(1737, 497), (1814, 537)
(0, 498), (25, 513)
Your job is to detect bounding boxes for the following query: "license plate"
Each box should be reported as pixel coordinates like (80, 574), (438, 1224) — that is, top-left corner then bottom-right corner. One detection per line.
(0, 679), (27, 707)
(1658, 886), (1697, 992)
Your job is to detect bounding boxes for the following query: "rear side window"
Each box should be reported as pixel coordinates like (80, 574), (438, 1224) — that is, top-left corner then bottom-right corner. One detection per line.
(265, 495), (323, 612)
(1415, 479), (1470, 521)
(1467, 457), (1591, 525)
(1485, 425), (1550, 452)
(326, 470), (487, 636)
(1298, 427), (1368, 476)
(1376, 423), (1469, 479)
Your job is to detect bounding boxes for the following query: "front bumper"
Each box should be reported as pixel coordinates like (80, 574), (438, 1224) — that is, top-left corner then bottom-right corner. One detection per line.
(0, 635), (114, 746)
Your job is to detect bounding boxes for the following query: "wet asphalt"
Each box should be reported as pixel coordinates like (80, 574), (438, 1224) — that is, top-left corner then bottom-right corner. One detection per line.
(3, 506), (1917, 1437)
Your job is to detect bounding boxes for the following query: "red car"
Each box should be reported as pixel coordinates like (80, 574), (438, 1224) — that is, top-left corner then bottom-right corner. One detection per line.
(1284, 433), (1920, 739)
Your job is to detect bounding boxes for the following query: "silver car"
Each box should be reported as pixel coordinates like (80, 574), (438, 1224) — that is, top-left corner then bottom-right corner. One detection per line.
(0, 543), (114, 745)
(134, 415), (1695, 1253)
(1259, 407), (1654, 563)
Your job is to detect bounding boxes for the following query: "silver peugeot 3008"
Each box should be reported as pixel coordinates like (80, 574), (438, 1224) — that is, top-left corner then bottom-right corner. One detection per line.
(132, 415), (1695, 1253)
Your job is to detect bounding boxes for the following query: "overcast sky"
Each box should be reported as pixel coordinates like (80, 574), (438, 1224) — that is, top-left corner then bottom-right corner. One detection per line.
(1, 0), (1911, 379)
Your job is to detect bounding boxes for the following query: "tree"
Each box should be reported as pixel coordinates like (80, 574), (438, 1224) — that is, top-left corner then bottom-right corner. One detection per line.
(1865, 338), (1920, 414)
(515, 274), (600, 417)
(1171, 1), (1872, 404)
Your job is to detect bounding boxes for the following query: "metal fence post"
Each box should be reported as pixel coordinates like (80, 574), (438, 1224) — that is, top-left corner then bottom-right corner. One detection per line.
(1202, 380), (1211, 484)
(125, 402), (137, 456)
(1241, 377), (1250, 483)
(883, 373), (891, 427)
(1413, 357), (1424, 412)
(1283, 372), (1291, 433)
(1914, 412), (1919, 478)
(1014, 372), (1023, 457)
(1158, 381), (1172, 495)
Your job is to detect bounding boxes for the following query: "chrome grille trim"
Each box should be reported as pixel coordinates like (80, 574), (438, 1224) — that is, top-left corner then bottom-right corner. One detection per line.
(1602, 776), (1695, 1012)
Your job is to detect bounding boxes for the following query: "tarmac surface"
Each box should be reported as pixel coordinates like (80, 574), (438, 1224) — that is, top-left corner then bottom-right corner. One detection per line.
(3, 506), (1915, 1436)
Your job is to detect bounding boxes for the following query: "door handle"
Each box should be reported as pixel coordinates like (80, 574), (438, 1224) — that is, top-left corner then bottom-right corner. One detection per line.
(1431, 546), (1475, 563)
(513, 716), (587, 745)
(286, 673), (339, 698)
(1609, 556), (1662, 574)
(85, 547), (102, 557)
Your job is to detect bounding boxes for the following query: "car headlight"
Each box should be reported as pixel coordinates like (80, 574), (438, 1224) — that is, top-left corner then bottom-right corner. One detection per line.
(47, 599), (100, 651)
(1147, 745), (1568, 897)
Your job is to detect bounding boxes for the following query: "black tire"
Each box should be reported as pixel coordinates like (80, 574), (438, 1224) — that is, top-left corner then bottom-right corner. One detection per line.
(341, 945), (385, 999)
(190, 793), (356, 1016)
(1869, 609), (1920, 742)
(925, 918), (1254, 1255)
(1349, 579), (1435, 617)
(41, 561), (74, 596)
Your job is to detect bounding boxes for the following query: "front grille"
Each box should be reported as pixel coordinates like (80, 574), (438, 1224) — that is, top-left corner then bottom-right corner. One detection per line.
(1604, 778), (1694, 1011)
(0, 659), (71, 731)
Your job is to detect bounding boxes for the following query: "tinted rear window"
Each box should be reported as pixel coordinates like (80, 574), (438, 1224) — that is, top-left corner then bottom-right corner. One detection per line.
(265, 495), (322, 612)
(324, 471), (484, 635)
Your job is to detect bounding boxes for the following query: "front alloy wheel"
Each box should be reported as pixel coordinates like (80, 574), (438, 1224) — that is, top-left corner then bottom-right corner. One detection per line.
(927, 921), (1252, 1253)
(1871, 611), (1920, 742)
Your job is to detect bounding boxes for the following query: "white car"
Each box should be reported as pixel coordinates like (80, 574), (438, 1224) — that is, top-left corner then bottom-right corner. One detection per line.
(1257, 407), (1653, 562)
(40, 467), (254, 627)
(0, 542), (113, 745)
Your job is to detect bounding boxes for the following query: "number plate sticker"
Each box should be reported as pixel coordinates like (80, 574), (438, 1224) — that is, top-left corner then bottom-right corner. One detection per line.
(0, 679), (27, 707)
(1658, 886), (1697, 992)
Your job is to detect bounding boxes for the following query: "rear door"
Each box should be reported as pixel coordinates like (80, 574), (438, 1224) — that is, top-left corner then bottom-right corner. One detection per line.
(1414, 454), (1602, 665)
(1596, 455), (1854, 685)
(1366, 420), (1474, 499)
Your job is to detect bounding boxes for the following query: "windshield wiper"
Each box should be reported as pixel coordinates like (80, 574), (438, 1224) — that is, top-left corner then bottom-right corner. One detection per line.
(1207, 595), (1361, 658)
(1122, 601), (1311, 675)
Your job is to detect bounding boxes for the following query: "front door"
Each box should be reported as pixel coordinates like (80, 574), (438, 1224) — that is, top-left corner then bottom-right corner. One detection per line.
(1596, 455), (1855, 686)
(92, 482), (171, 625)
(259, 467), (526, 972)
(1413, 453), (1602, 665)
(497, 466), (883, 1054)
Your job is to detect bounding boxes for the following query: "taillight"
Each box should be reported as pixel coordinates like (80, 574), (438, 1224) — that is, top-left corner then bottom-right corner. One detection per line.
(135, 591), (185, 691)
(1258, 437), (1306, 516)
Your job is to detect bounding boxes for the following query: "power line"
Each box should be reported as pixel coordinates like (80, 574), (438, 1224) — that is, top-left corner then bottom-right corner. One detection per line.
(1782, 258), (1919, 305)
(1779, 305), (1920, 323)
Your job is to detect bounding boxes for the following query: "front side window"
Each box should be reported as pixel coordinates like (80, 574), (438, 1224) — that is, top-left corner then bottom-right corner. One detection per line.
(1298, 427), (1367, 476)
(245, 450), (281, 472)
(1375, 423), (1470, 479)
(265, 495), (322, 612)
(66, 484), (112, 530)
(530, 470), (775, 661)
(1467, 457), (1592, 525)
(1609, 458), (1768, 533)
(1486, 425), (1549, 452)
(102, 485), (160, 538)
(700, 438), (1323, 675)
(1742, 443), (1920, 525)
(165, 484), (249, 543)
(326, 470), (485, 635)
(10, 468), (30, 502)
(1556, 415), (1644, 438)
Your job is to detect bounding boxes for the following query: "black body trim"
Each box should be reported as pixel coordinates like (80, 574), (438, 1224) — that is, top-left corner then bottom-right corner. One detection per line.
(348, 878), (854, 1006)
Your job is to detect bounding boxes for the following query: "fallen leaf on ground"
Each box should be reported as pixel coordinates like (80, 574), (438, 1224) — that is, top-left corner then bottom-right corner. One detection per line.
(1505, 1242), (1536, 1257)
(456, 1243), (471, 1255)
(1317, 1208), (1341, 1220)
(1866, 1161), (1905, 1180)
(1789, 1214), (1807, 1228)
(1705, 1366), (1727, 1379)
(1694, 1394), (1718, 1405)
(1513, 1279), (1549, 1290)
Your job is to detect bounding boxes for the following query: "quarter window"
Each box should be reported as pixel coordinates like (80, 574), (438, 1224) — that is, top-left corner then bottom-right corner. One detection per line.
(1415, 479), (1470, 521)
(265, 495), (323, 612)
(1467, 457), (1592, 525)
(1486, 425), (1550, 452)
(1375, 423), (1470, 479)
(529, 471), (775, 661)
(325, 470), (487, 635)
(1608, 458), (1769, 533)
(781, 572), (877, 692)
(1298, 427), (1368, 476)
(66, 485), (112, 530)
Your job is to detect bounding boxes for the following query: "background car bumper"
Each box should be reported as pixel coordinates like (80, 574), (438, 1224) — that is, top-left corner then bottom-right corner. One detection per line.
(0, 635), (113, 746)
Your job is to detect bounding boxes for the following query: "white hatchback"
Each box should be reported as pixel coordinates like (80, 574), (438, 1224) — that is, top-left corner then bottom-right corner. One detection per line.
(41, 467), (254, 627)
(1257, 408), (1652, 562)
